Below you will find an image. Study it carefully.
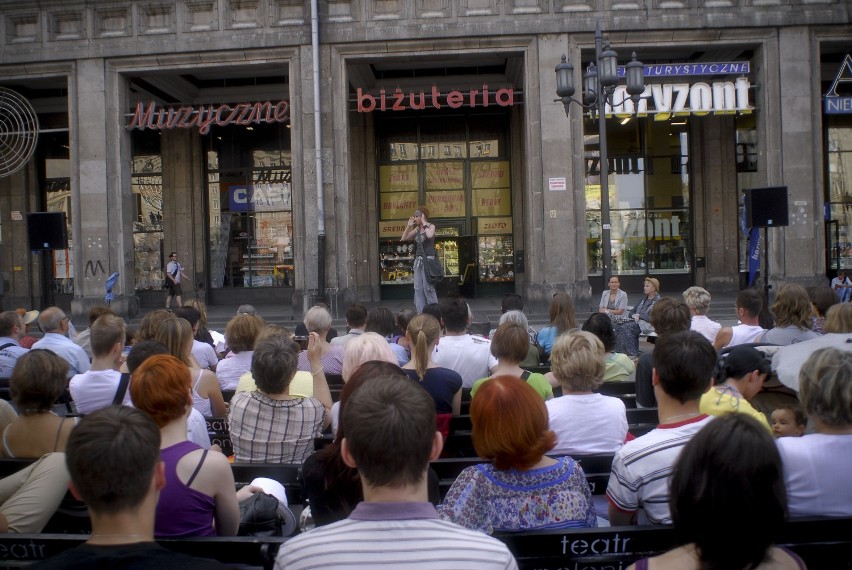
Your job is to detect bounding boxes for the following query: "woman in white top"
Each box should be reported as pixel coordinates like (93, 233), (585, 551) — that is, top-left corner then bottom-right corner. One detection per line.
(682, 286), (721, 343)
(598, 275), (628, 317)
(546, 331), (628, 455)
(776, 347), (852, 518)
(216, 313), (265, 391)
(156, 317), (226, 418)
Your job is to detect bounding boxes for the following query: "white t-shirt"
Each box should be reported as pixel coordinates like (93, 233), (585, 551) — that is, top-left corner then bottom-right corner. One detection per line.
(547, 393), (628, 455)
(432, 334), (497, 389)
(69, 369), (130, 415)
(606, 415), (714, 525)
(192, 339), (219, 370)
(187, 408), (211, 450)
(776, 433), (852, 518)
(216, 351), (253, 391)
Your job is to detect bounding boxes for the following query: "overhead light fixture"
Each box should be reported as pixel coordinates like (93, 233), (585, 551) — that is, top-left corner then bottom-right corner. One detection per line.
(620, 117), (631, 125)
(246, 126), (254, 131)
(672, 119), (687, 126)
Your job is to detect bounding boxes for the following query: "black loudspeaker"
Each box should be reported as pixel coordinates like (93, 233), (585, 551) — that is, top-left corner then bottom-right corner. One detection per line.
(27, 212), (68, 250)
(744, 186), (789, 228)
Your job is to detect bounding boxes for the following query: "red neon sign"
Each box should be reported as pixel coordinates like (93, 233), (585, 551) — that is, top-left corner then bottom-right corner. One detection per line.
(126, 100), (290, 135)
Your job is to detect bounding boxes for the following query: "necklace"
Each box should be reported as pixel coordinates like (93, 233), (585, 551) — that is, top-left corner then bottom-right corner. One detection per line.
(660, 412), (701, 424)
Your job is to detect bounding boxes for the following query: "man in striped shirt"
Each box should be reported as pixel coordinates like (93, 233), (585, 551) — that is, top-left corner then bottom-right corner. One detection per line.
(606, 330), (716, 526)
(275, 373), (517, 570)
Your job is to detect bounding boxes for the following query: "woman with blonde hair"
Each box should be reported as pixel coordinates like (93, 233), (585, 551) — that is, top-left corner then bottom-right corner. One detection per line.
(760, 283), (819, 345)
(155, 317), (226, 417)
(401, 313), (462, 438)
(824, 302), (852, 333)
(614, 277), (661, 357)
(682, 286), (721, 343)
(184, 298), (216, 348)
(546, 330), (628, 455)
(536, 292), (578, 359)
(297, 305), (344, 375)
(216, 313), (265, 390)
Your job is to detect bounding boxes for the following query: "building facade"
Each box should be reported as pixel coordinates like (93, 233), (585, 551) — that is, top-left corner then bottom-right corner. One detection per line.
(0, 0), (848, 317)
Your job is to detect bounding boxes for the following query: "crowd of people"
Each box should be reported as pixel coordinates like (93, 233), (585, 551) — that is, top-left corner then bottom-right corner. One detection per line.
(0, 275), (845, 568)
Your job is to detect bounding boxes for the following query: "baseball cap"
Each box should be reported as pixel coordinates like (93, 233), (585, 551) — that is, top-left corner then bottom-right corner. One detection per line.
(722, 345), (771, 378)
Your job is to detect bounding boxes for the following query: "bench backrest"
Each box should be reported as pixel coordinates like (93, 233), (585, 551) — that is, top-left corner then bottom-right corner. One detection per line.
(206, 416), (233, 457)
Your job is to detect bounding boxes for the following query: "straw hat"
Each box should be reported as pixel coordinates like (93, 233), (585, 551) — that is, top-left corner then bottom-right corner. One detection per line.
(22, 310), (39, 325)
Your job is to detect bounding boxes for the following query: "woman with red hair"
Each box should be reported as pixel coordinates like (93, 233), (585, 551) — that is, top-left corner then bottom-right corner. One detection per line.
(131, 354), (259, 537)
(438, 375), (596, 533)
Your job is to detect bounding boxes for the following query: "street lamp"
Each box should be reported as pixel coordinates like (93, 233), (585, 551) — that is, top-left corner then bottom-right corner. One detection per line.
(555, 22), (645, 286)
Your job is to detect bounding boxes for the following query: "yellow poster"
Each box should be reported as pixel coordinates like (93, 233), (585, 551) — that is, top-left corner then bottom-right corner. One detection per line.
(477, 216), (513, 235)
(426, 190), (466, 218)
(380, 192), (419, 220)
(425, 161), (464, 190)
(379, 220), (408, 238)
(379, 164), (418, 192)
(471, 161), (510, 189)
(473, 187), (511, 216)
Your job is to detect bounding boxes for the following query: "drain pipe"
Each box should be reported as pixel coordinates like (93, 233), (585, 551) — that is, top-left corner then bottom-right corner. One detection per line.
(311, 0), (326, 304)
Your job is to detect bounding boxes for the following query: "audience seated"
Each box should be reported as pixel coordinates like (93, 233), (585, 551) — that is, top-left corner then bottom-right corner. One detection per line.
(216, 314), (265, 390)
(172, 307), (218, 372)
(276, 373), (517, 569)
(682, 286), (721, 343)
(581, 313), (634, 382)
(236, 325), (314, 397)
(3, 351), (77, 458)
(495, 311), (540, 368)
(73, 306), (115, 360)
(0, 452), (69, 534)
(301, 361), (440, 526)
(0, 311), (30, 379)
(613, 277), (661, 357)
(770, 403), (806, 438)
(546, 331), (627, 455)
(699, 345), (771, 431)
(296, 306), (344, 375)
(439, 375), (595, 533)
(331, 332), (397, 434)
(229, 335), (331, 463)
(598, 276), (629, 319)
(776, 347), (852, 517)
(634, 298), (691, 408)
(537, 292), (578, 359)
(759, 284), (819, 345)
(15, 309), (40, 350)
(131, 355), (260, 537)
(714, 288), (766, 350)
(393, 308), (415, 357)
(627, 414), (804, 570)
(472, 321), (552, 400)
(402, 314), (462, 438)
(31, 406), (228, 569)
(69, 314), (129, 414)
(606, 331), (715, 526)
(364, 306), (409, 366)
(184, 298), (217, 349)
(127, 341), (212, 451)
(807, 285), (839, 335)
(155, 317), (226, 418)
(432, 296), (496, 388)
(330, 304), (367, 347)
(488, 293), (539, 346)
(32, 307), (90, 378)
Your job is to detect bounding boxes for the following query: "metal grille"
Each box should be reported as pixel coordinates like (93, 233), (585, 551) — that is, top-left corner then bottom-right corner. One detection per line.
(0, 87), (39, 177)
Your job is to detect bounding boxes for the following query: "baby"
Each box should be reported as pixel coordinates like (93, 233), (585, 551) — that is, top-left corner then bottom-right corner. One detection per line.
(770, 404), (806, 438)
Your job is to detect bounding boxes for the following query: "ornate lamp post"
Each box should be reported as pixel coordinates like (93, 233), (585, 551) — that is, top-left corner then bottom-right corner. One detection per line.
(555, 22), (645, 285)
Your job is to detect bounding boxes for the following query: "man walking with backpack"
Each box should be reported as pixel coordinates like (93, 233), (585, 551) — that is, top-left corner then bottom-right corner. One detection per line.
(165, 252), (190, 310)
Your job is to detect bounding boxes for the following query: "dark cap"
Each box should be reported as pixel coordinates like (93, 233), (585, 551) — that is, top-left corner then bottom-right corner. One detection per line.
(722, 345), (771, 378)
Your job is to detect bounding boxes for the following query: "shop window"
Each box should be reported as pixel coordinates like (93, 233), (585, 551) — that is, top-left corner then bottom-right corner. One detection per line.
(584, 118), (691, 276)
(825, 116), (852, 271)
(131, 130), (164, 291)
(206, 123), (293, 289)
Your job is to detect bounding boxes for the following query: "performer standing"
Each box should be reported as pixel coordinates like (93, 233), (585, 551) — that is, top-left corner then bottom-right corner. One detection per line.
(401, 207), (438, 313)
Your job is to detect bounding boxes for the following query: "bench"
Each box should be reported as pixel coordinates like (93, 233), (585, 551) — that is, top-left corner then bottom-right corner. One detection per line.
(496, 516), (852, 569)
(0, 533), (289, 569)
(206, 417), (233, 457)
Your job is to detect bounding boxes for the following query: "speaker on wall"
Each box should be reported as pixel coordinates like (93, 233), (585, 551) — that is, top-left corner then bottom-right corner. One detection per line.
(744, 186), (789, 228)
(27, 212), (68, 250)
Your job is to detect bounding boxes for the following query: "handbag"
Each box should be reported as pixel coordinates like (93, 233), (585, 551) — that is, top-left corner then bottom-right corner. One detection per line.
(238, 491), (297, 537)
(424, 257), (444, 285)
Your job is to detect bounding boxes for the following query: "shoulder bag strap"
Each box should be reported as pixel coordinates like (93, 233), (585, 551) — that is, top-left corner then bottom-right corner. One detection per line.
(520, 370), (532, 380)
(112, 372), (131, 405)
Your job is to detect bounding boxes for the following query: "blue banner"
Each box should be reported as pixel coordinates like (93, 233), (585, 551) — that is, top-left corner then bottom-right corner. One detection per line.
(748, 228), (760, 286)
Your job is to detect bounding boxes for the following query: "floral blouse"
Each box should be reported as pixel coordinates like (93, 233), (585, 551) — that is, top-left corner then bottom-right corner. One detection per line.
(437, 457), (597, 534)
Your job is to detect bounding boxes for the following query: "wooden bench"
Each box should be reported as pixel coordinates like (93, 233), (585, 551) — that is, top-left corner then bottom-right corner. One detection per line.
(0, 533), (289, 569)
(206, 416), (233, 457)
(496, 516), (852, 570)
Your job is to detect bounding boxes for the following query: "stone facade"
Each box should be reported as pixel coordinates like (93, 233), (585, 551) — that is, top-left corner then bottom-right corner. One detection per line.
(0, 0), (848, 316)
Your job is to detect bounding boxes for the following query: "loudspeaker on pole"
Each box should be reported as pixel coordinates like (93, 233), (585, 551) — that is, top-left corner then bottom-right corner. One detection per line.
(744, 186), (789, 228)
(27, 212), (68, 250)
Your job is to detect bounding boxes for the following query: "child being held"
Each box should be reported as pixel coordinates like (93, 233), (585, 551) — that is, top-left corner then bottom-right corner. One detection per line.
(770, 404), (806, 438)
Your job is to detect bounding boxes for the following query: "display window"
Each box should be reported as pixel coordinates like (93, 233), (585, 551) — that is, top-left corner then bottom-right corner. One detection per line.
(584, 118), (692, 276)
(131, 130), (164, 291)
(205, 123), (293, 289)
(825, 116), (852, 272)
(376, 114), (514, 296)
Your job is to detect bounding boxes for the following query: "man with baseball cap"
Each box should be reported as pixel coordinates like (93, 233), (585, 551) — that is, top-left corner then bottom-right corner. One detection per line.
(699, 344), (772, 432)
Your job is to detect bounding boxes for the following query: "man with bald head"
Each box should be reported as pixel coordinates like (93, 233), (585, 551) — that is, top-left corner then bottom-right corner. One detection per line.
(32, 306), (90, 378)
